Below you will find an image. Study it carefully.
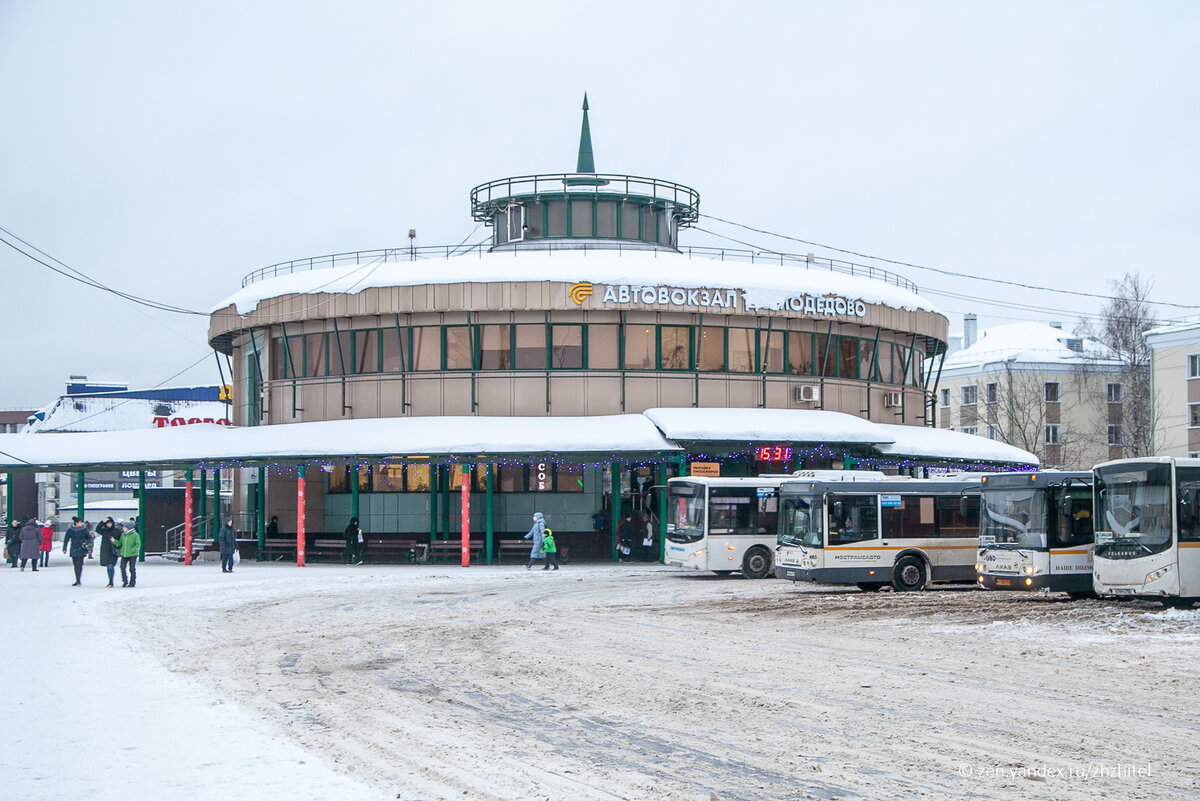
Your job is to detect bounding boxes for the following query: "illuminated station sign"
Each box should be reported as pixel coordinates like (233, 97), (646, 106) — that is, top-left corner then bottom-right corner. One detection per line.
(755, 445), (794, 462)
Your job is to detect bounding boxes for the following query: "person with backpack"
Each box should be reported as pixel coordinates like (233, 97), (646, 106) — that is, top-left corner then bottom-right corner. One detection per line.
(541, 526), (560, 571)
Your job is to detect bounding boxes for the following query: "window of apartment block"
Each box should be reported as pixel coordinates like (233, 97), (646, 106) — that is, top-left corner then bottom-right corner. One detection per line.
(1189, 354), (1200, 379)
(939, 388), (950, 408)
(985, 382), (998, 404)
(1107, 383), (1124, 404)
(1107, 425), (1124, 446)
(1190, 403), (1200, 428)
(1044, 382), (1061, 403)
(960, 385), (977, 406)
(961, 426), (978, 436)
(986, 424), (1000, 440)
(1045, 424), (1062, 445)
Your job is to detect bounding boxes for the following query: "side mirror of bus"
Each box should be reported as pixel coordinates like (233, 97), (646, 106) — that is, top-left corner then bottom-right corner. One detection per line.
(1180, 489), (1199, 528)
(959, 497), (970, 517)
(1059, 495), (1075, 517)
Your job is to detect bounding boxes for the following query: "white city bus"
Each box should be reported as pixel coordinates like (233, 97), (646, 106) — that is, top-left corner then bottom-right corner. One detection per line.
(975, 471), (1095, 597)
(664, 474), (872, 578)
(1092, 456), (1200, 607)
(774, 474), (981, 591)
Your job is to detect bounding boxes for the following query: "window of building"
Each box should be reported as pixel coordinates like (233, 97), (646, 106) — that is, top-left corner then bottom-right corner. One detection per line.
(382, 328), (406, 372)
(698, 327), (725, 371)
(1190, 403), (1200, 428)
(479, 325), (510, 370)
(550, 325), (583, 369)
(815, 335), (837, 377)
(876, 343), (893, 384)
(1045, 424), (1061, 445)
(445, 326), (473, 370)
(624, 325), (655, 369)
(1189, 354), (1200, 379)
(1107, 383), (1123, 404)
(406, 463), (431, 492)
(411, 327), (439, 371)
(555, 463), (584, 492)
(513, 324), (545, 369)
(858, 339), (876, 382)
(660, 326), (691, 370)
(787, 332), (813, 376)
(961, 426), (978, 436)
(985, 382), (998, 404)
(1107, 425), (1124, 446)
(355, 330), (380, 374)
(759, 330), (784, 373)
(961, 385), (977, 406)
(729, 328), (755, 373)
(498, 463), (525, 492)
(838, 337), (859, 379)
(304, 333), (325, 377)
(372, 463), (406, 492)
(939, 388), (950, 408)
(1044, 382), (1061, 403)
(588, 325), (619, 369)
(327, 331), (352, 376)
(986, 424), (1000, 440)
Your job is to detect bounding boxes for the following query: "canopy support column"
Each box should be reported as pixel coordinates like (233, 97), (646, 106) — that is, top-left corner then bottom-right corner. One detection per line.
(460, 466), (470, 567)
(184, 469), (194, 566)
(657, 462), (667, 563)
(610, 461), (620, 562)
(138, 471), (145, 561)
(296, 465), (307, 567)
(76, 472), (84, 520)
(484, 465), (494, 565)
(256, 466), (266, 559)
(350, 465), (360, 522)
(211, 467), (220, 541)
(199, 470), (207, 543)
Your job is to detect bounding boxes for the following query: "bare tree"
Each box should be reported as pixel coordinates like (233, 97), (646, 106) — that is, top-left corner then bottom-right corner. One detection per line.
(980, 365), (1097, 469)
(1076, 272), (1158, 457)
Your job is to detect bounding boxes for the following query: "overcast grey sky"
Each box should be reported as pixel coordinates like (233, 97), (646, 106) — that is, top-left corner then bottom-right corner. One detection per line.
(1, 0), (1197, 410)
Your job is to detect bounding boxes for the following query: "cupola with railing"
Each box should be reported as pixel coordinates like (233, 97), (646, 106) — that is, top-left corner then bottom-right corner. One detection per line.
(469, 95), (700, 252)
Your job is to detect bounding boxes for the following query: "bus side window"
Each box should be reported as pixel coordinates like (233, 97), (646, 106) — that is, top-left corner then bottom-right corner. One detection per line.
(1178, 469), (1200, 542)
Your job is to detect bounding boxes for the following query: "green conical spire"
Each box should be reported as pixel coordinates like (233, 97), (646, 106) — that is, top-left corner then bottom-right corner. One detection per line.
(576, 93), (595, 173)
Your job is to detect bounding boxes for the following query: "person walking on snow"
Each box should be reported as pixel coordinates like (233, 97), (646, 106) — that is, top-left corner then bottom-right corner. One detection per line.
(6, 517), (22, 568)
(18, 518), (41, 571)
(62, 518), (91, 586)
(39, 519), (53, 567)
(218, 517), (237, 573)
(97, 517), (120, 588)
(541, 526), (560, 570)
(344, 517), (364, 565)
(118, 520), (141, 588)
(524, 512), (547, 569)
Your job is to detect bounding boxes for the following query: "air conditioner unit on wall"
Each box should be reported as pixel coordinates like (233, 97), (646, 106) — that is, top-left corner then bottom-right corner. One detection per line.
(883, 391), (903, 408)
(795, 385), (820, 404)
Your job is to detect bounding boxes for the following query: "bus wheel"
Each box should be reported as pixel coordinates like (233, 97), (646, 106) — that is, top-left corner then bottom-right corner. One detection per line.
(1161, 598), (1196, 609)
(856, 582), (885, 592)
(892, 556), (927, 592)
(741, 547), (772, 579)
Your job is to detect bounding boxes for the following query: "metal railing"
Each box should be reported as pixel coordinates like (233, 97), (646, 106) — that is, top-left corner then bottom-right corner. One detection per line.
(469, 172), (701, 224)
(241, 243), (919, 293)
(164, 514), (212, 559)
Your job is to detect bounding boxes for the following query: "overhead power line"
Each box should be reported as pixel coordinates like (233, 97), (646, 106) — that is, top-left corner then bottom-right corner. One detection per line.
(697, 213), (1200, 311)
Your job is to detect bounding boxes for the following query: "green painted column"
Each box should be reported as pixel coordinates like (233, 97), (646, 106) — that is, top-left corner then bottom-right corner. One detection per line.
(256, 466), (266, 559)
(6, 472), (14, 524)
(610, 461), (621, 561)
(350, 465), (360, 522)
(428, 464), (438, 543)
(212, 468), (220, 541)
(199, 469), (208, 539)
(657, 462), (668, 563)
(76, 472), (84, 520)
(484, 465), (494, 565)
(138, 471), (146, 561)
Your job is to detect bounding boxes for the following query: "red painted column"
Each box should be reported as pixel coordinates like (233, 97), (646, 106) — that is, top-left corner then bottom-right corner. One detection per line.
(461, 465), (470, 567)
(297, 465), (307, 567)
(183, 469), (194, 566)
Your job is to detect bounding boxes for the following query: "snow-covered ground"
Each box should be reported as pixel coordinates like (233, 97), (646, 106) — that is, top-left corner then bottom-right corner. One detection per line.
(5, 557), (1198, 800)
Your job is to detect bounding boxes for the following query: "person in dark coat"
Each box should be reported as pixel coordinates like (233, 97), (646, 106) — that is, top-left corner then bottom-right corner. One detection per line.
(617, 513), (635, 562)
(62, 518), (92, 586)
(6, 518), (22, 568)
(218, 517), (237, 573)
(265, 515), (279, 540)
(343, 517), (363, 565)
(96, 517), (120, 587)
(18, 519), (42, 571)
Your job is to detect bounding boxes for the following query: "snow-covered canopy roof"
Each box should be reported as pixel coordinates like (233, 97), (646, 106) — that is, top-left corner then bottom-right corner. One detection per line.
(25, 396), (230, 434)
(213, 249), (940, 317)
(940, 322), (1119, 372)
(0, 409), (1037, 472)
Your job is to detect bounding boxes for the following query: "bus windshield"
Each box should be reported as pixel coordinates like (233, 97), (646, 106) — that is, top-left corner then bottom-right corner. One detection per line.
(668, 487), (706, 544)
(1095, 464), (1173, 557)
(780, 495), (821, 548)
(981, 488), (1047, 549)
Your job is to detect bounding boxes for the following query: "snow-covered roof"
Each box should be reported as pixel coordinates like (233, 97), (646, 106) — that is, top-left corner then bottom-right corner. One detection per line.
(0, 409), (1038, 471)
(1144, 317), (1200, 348)
(642, 407), (887, 444)
(939, 322), (1119, 373)
(872, 423), (1038, 464)
(213, 249), (940, 317)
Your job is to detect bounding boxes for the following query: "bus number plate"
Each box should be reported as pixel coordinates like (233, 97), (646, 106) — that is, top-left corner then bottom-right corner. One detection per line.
(996, 578), (1011, 586)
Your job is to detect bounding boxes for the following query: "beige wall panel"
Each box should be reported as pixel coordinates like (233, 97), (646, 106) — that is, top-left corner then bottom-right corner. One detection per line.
(407, 378), (444, 416)
(727, 378), (760, 408)
(349, 379), (381, 419)
(624, 378), (660, 413)
(549, 377), (588, 416)
(584, 377), (622, 415)
(658, 377), (693, 409)
(696, 379), (728, 407)
(441, 377), (474, 415)
(379, 380), (406, 417)
(476, 376), (514, 416)
(511, 377), (546, 415)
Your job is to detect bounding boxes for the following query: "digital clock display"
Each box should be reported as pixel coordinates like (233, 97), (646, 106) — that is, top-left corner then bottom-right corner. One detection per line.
(755, 446), (794, 462)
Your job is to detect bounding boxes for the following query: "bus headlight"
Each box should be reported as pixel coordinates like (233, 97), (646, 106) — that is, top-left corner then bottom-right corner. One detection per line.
(1024, 565), (1040, 576)
(1146, 566), (1172, 583)
(974, 563), (983, 573)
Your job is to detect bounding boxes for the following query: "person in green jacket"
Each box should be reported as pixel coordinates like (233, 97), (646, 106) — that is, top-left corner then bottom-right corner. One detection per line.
(118, 519), (141, 588)
(541, 527), (560, 571)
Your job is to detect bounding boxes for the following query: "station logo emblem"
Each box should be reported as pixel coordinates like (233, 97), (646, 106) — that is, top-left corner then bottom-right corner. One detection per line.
(568, 282), (594, 306)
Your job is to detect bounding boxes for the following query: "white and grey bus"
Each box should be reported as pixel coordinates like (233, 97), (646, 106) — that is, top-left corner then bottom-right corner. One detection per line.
(774, 474), (981, 591)
(664, 474), (862, 578)
(975, 471), (1095, 597)
(1092, 456), (1200, 606)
